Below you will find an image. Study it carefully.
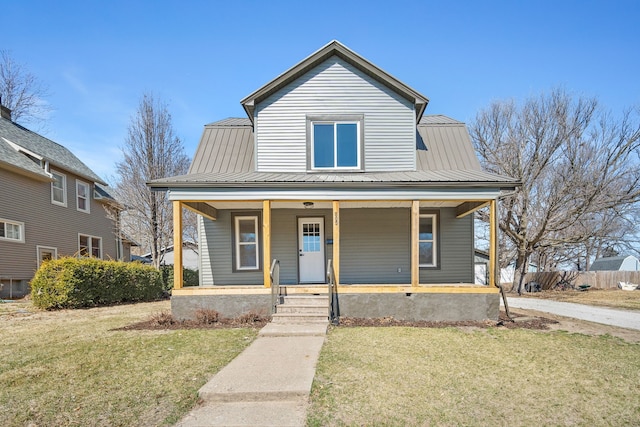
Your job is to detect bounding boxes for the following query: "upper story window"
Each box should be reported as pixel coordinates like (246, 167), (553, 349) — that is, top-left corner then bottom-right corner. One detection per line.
(0, 218), (25, 243)
(51, 171), (67, 207)
(76, 180), (91, 213)
(307, 115), (363, 171)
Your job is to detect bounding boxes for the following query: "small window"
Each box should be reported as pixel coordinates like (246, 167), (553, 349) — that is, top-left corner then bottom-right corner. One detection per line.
(78, 234), (102, 258)
(76, 180), (91, 213)
(308, 115), (363, 170)
(51, 171), (67, 206)
(419, 214), (437, 267)
(0, 218), (25, 243)
(233, 215), (260, 270)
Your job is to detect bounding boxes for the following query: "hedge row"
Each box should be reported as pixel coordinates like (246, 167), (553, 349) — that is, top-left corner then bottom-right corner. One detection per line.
(31, 257), (164, 310)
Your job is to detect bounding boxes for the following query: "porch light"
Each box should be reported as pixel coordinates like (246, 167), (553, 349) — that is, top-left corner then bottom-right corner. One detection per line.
(303, 201), (314, 209)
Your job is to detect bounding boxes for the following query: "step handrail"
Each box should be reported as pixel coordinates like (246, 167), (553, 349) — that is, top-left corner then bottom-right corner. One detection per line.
(270, 259), (281, 315)
(327, 259), (338, 324)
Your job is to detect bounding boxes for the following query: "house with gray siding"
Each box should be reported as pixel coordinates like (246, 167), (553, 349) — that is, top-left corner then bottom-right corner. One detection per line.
(0, 104), (124, 298)
(150, 40), (519, 321)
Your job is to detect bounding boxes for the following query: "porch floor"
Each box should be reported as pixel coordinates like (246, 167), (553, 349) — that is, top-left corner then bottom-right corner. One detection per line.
(172, 283), (498, 296)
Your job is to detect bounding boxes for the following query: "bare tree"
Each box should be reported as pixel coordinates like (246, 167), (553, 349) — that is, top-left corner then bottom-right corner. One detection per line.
(115, 93), (190, 269)
(0, 50), (52, 127)
(470, 89), (640, 293)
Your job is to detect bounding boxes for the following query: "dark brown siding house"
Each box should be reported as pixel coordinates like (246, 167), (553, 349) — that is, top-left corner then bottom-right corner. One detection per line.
(0, 103), (123, 298)
(150, 41), (519, 321)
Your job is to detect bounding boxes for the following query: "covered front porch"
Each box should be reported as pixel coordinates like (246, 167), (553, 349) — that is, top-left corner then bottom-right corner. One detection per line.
(169, 194), (502, 321)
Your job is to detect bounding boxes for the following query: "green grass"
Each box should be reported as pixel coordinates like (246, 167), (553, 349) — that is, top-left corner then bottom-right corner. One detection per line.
(0, 301), (257, 426)
(308, 327), (640, 426)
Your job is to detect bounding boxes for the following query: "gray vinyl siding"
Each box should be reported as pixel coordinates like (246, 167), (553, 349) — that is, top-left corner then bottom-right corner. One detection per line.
(419, 208), (474, 284)
(198, 207), (473, 286)
(199, 209), (332, 286)
(255, 57), (416, 172)
(340, 208), (411, 284)
(0, 168), (118, 281)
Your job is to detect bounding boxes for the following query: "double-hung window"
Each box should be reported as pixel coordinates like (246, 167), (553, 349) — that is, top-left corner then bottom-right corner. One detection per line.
(233, 215), (260, 270)
(79, 234), (102, 258)
(76, 180), (91, 213)
(419, 213), (437, 267)
(308, 115), (363, 170)
(51, 171), (67, 206)
(0, 218), (25, 243)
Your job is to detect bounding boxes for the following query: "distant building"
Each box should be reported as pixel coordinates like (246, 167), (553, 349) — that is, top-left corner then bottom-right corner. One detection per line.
(0, 102), (126, 298)
(142, 242), (199, 270)
(589, 255), (640, 272)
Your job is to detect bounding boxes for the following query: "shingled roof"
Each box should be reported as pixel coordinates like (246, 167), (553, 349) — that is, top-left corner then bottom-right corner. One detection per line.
(0, 115), (106, 185)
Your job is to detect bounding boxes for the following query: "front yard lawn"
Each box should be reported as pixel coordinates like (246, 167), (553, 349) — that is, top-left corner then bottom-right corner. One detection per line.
(308, 326), (640, 426)
(0, 300), (257, 426)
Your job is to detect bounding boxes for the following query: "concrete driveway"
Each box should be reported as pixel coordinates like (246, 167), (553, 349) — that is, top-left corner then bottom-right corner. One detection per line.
(504, 297), (640, 331)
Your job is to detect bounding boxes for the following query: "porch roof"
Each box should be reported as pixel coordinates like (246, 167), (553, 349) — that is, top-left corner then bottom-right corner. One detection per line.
(149, 169), (518, 189)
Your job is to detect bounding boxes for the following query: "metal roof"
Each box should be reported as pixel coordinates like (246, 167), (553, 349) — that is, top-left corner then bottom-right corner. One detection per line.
(152, 169), (516, 189)
(416, 117), (482, 171)
(240, 40), (429, 123)
(589, 255), (639, 271)
(0, 116), (106, 184)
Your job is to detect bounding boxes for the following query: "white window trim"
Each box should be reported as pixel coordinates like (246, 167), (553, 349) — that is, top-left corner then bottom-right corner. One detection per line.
(419, 213), (437, 268)
(51, 170), (67, 207)
(234, 215), (260, 271)
(78, 233), (102, 259)
(76, 179), (91, 213)
(0, 218), (25, 243)
(306, 114), (364, 172)
(36, 246), (58, 268)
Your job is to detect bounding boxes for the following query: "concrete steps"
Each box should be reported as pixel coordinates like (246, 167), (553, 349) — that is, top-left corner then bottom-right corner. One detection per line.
(271, 294), (329, 324)
(262, 294), (330, 336)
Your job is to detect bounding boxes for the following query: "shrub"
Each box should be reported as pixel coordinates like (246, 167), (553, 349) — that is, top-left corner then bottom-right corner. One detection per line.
(160, 265), (199, 291)
(31, 257), (164, 310)
(194, 309), (219, 324)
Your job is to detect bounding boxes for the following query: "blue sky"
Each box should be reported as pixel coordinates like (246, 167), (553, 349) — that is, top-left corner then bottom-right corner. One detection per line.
(3, 0), (639, 183)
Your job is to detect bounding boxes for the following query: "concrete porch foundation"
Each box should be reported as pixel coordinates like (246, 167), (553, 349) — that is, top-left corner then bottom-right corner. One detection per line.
(171, 291), (499, 322)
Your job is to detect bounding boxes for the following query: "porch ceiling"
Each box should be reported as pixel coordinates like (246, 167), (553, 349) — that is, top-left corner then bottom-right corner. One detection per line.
(181, 200), (464, 210)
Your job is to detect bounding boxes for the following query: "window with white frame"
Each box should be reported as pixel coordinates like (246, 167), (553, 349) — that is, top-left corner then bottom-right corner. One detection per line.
(79, 234), (102, 258)
(76, 180), (90, 213)
(308, 115), (363, 170)
(419, 213), (437, 267)
(51, 171), (67, 206)
(233, 215), (260, 270)
(0, 218), (25, 243)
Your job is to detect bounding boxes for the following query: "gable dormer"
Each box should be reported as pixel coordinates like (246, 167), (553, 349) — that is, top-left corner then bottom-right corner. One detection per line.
(241, 41), (429, 173)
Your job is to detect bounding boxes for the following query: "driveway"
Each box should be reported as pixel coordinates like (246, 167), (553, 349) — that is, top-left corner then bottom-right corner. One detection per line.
(504, 298), (640, 331)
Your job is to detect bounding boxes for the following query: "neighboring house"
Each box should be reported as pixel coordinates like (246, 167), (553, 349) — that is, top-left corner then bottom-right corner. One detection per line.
(589, 255), (640, 272)
(0, 103), (125, 298)
(150, 41), (518, 321)
(142, 242), (199, 270)
(474, 249), (537, 285)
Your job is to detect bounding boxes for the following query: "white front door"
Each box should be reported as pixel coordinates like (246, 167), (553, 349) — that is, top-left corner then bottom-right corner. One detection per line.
(298, 217), (325, 283)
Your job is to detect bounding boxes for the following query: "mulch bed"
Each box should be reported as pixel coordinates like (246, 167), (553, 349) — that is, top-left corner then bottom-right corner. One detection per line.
(116, 310), (556, 331)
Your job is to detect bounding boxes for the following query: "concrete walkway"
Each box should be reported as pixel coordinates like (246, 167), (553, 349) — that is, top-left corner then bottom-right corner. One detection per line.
(174, 322), (328, 427)
(505, 297), (640, 330)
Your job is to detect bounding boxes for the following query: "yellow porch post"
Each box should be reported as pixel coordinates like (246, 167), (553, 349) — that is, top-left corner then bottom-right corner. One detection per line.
(263, 200), (271, 288)
(411, 200), (420, 287)
(172, 201), (183, 290)
(332, 201), (340, 286)
(489, 199), (497, 287)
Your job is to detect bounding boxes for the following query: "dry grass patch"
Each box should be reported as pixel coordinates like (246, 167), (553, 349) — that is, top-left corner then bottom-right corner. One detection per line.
(520, 288), (640, 310)
(0, 300), (258, 426)
(308, 327), (640, 426)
